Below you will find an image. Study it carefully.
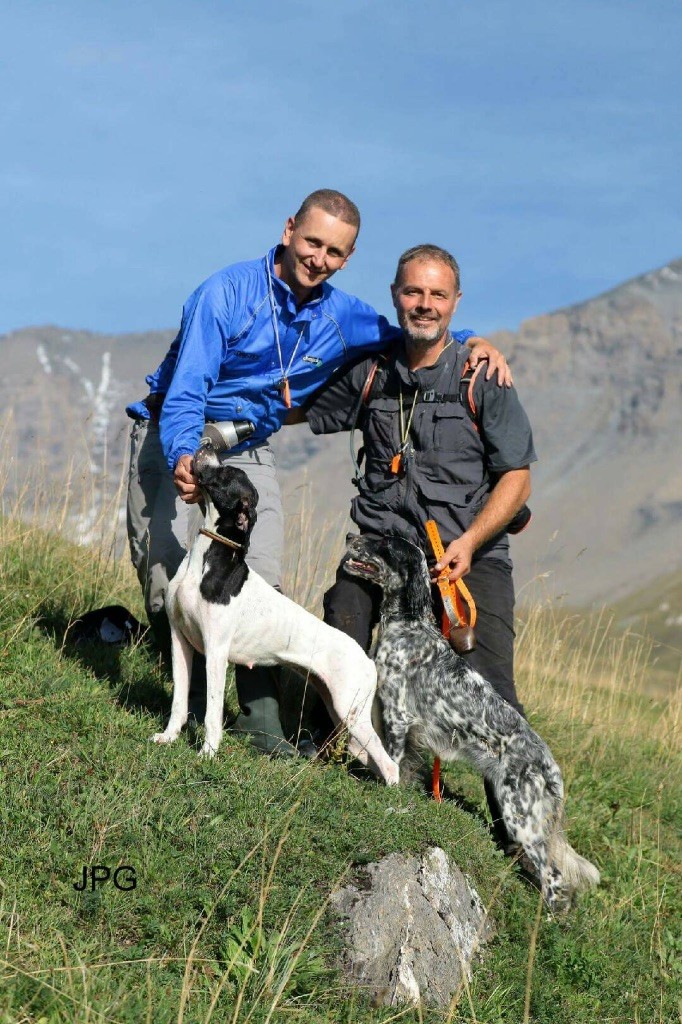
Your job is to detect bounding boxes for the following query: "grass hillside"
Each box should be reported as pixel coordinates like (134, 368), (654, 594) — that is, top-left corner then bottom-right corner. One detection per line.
(0, 478), (680, 1023)
(609, 567), (682, 682)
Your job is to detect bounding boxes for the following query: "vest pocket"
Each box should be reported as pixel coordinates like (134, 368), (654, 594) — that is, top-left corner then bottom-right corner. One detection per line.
(416, 477), (483, 544)
(416, 477), (473, 506)
(365, 398), (400, 452)
(431, 404), (468, 451)
(358, 466), (401, 500)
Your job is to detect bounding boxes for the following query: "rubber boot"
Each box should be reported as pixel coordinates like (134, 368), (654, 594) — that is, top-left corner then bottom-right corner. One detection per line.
(305, 692), (336, 753)
(230, 665), (298, 758)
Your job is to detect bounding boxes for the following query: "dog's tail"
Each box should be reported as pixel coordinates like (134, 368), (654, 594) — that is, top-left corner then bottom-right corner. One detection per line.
(552, 833), (600, 891)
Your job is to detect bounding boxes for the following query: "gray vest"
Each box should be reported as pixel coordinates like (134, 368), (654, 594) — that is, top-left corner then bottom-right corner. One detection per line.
(352, 345), (511, 564)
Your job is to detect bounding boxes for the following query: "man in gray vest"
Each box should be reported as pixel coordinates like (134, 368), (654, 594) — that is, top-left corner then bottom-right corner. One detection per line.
(303, 244), (535, 840)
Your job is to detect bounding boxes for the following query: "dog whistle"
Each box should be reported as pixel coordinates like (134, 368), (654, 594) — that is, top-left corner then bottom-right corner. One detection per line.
(281, 378), (292, 409)
(390, 452), (402, 474)
(448, 624), (476, 654)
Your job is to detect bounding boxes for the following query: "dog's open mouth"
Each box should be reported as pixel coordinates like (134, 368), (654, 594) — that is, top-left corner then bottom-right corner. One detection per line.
(344, 557), (382, 580)
(234, 501), (253, 532)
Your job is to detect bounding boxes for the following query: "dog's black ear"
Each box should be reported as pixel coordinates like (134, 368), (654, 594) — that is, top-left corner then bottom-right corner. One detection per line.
(400, 549), (433, 620)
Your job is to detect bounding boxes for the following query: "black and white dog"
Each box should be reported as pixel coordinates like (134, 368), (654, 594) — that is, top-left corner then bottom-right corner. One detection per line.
(343, 534), (600, 911)
(151, 444), (399, 786)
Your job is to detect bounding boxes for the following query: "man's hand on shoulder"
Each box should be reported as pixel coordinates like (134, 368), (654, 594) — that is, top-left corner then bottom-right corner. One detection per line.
(174, 454), (202, 504)
(466, 336), (513, 388)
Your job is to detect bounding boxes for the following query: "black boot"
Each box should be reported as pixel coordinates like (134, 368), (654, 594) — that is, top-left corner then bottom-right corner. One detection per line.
(229, 665), (298, 757)
(187, 655), (207, 724)
(148, 608), (172, 668)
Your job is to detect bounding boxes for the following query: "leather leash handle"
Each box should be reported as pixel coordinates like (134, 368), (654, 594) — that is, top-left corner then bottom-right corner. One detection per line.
(455, 576), (477, 630)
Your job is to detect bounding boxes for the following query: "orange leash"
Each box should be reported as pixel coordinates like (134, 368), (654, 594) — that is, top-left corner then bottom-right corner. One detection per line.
(431, 759), (444, 802)
(424, 520), (478, 803)
(425, 520), (477, 632)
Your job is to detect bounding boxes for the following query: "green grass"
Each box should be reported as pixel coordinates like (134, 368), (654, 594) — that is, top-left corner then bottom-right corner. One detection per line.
(609, 566), (682, 682)
(0, 518), (680, 1024)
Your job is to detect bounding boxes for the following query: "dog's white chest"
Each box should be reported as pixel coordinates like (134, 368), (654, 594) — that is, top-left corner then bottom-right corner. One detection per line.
(167, 553), (210, 654)
(168, 553), (282, 666)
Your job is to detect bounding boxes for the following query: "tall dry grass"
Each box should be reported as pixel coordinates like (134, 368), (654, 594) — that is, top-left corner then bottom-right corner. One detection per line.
(0, 409), (139, 627)
(516, 598), (681, 755)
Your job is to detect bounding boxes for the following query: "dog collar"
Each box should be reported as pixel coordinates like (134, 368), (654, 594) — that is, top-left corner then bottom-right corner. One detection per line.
(199, 528), (243, 551)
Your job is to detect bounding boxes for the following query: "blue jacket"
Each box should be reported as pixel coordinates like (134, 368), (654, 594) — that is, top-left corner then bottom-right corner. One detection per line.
(127, 246), (475, 471)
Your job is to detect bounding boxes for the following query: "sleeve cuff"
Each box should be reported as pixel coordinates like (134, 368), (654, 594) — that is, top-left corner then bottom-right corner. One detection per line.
(453, 328), (475, 344)
(125, 401), (150, 420)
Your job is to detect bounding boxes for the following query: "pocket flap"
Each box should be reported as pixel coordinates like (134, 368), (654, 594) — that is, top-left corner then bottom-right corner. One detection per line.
(417, 476), (473, 505)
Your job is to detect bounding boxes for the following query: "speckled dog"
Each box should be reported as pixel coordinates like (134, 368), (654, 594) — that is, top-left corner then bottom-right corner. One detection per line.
(344, 534), (600, 911)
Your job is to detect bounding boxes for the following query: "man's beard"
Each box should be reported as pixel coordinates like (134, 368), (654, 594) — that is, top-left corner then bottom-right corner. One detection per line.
(401, 315), (445, 347)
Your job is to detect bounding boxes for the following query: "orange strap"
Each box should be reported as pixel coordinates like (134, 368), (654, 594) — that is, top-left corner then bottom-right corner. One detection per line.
(455, 575), (477, 629)
(432, 757), (443, 803)
(425, 520), (479, 805)
(360, 357), (383, 405)
(424, 520), (477, 630)
(460, 358), (487, 432)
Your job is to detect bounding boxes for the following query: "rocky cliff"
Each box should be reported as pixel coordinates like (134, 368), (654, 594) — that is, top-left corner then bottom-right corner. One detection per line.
(2, 259), (680, 605)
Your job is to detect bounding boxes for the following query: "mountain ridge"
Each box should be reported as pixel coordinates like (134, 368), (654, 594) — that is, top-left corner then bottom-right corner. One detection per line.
(2, 257), (681, 608)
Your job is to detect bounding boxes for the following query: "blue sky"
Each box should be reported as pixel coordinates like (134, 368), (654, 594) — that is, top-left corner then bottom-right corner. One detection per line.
(2, 0), (680, 336)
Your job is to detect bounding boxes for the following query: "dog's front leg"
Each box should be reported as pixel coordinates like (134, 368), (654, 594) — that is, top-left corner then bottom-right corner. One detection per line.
(200, 648), (230, 758)
(324, 660), (400, 786)
(379, 688), (409, 770)
(343, 700), (400, 786)
(152, 626), (194, 745)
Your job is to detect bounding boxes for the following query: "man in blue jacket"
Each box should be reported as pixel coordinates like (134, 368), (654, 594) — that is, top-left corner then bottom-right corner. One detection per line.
(126, 189), (506, 756)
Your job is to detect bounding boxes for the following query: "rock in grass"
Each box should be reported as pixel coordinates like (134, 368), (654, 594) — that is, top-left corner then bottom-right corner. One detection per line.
(331, 846), (493, 1007)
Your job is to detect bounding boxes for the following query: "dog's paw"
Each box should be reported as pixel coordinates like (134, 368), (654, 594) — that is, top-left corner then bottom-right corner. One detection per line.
(199, 742), (218, 759)
(151, 731), (178, 745)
